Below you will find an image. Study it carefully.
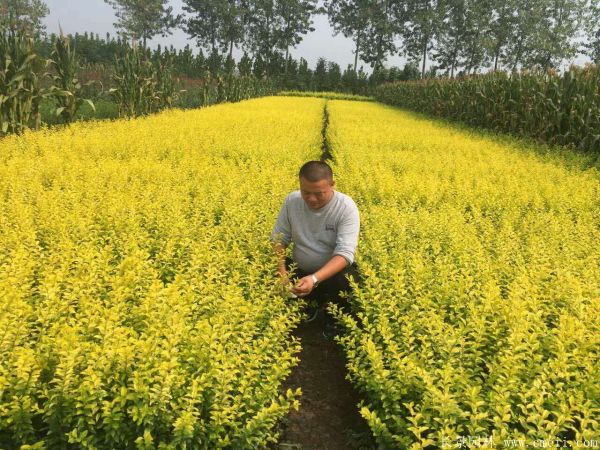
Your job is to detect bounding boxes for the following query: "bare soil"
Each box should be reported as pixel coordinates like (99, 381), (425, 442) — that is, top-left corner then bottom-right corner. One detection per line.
(275, 309), (376, 450)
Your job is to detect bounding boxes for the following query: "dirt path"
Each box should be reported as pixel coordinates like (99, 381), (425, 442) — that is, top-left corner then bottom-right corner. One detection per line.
(276, 310), (375, 450)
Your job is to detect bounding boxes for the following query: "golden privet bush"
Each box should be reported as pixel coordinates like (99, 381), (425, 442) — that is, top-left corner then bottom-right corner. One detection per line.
(0, 97), (324, 449)
(327, 101), (600, 449)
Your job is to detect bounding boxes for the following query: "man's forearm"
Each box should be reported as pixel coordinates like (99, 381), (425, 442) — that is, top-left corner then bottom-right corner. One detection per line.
(314, 255), (348, 283)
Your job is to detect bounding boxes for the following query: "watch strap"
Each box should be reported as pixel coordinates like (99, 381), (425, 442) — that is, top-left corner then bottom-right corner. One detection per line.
(311, 274), (319, 287)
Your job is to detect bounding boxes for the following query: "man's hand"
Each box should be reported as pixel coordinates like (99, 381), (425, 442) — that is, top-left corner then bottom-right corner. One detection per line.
(291, 275), (315, 297)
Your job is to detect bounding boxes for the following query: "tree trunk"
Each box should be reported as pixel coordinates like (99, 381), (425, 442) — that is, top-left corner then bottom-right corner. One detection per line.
(354, 34), (360, 73)
(421, 40), (427, 78)
(229, 39), (234, 59)
(285, 47), (289, 73)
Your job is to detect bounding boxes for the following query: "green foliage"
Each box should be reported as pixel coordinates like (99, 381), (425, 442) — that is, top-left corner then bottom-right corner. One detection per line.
(48, 33), (96, 124)
(0, 28), (49, 136)
(104, 0), (183, 48)
(108, 45), (179, 118)
(375, 66), (600, 153)
(0, 0), (50, 37)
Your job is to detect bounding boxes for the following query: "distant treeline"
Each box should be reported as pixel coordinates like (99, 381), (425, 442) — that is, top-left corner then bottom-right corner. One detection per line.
(34, 32), (421, 95)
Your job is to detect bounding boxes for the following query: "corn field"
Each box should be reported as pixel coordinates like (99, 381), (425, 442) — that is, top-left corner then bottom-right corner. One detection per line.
(375, 66), (600, 154)
(0, 30), (48, 136)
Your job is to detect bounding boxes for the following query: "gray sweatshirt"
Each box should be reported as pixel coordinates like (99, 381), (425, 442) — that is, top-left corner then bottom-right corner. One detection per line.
(270, 189), (360, 273)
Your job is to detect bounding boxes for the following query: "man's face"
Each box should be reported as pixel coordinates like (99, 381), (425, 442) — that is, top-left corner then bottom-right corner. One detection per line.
(299, 176), (335, 210)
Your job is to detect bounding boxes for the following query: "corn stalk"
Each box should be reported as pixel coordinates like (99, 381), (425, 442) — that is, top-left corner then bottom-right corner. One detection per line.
(109, 46), (180, 118)
(48, 32), (96, 124)
(109, 47), (155, 118)
(0, 29), (49, 136)
(374, 65), (600, 153)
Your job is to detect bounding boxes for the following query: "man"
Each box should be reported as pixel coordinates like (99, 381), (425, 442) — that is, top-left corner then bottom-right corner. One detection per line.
(270, 160), (361, 339)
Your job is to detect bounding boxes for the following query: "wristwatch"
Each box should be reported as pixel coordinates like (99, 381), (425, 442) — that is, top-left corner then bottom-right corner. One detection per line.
(311, 274), (320, 288)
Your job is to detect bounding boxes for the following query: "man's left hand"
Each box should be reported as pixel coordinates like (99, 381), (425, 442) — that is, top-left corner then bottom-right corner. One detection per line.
(291, 275), (315, 297)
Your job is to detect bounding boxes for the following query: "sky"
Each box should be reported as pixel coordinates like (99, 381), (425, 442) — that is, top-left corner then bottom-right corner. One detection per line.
(42, 0), (588, 73)
(42, 0), (408, 72)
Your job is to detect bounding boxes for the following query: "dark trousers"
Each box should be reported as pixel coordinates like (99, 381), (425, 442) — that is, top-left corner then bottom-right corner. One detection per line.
(285, 256), (361, 322)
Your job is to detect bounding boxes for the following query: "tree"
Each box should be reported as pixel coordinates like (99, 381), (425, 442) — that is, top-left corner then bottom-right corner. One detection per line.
(325, 0), (371, 72)
(402, 0), (444, 77)
(276, 0), (317, 72)
(244, 0), (279, 62)
(327, 61), (342, 90)
(244, 0), (316, 71)
(524, 0), (588, 69)
(314, 57), (328, 90)
(341, 64), (357, 92)
(502, 0), (545, 71)
(238, 51), (253, 75)
(459, 0), (491, 73)
(433, 0), (490, 77)
(206, 47), (223, 74)
(583, 0), (600, 63)
(0, 0), (49, 36)
(104, 0), (182, 48)
(484, 0), (519, 70)
(182, 0), (246, 58)
(297, 57), (312, 89)
(399, 61), (421, 79)
(359, 0), (405, 71)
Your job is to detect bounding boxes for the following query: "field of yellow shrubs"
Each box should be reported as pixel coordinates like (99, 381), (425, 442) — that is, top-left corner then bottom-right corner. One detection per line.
(327, 100), (600, 449)
(0, 97), (325, 449)
(1, 96), (598, 449)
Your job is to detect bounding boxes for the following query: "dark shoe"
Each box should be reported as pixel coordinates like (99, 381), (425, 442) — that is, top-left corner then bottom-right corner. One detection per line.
(323, 321), (341, 339)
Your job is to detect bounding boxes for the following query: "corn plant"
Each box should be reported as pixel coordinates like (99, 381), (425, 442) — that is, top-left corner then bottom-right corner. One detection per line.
(0, 29), (49, 136)
(48, 32), (95, 124)
(375, 65), (600, 153)
(109, 46), (156, 118)
(151, 52), (177, 112)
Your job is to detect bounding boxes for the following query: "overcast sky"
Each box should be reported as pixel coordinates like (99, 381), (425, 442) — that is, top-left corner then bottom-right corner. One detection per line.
(43, 1), (587, 72)
(42, 0), (408, 72)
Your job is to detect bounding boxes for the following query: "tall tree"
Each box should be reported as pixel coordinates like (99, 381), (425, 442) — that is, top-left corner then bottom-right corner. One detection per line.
(502, 0), (545, 71)
(276, 0), (317, 72)
(583, 0), (600, 63)
(182, 0), (221, 51)
(431, 0), (463, 76)
(433, 0), (490, 76)
(244, 0), (316, 71)
(359, 0), (405, 71)
(403, 0), (444, 77)
(244, 0), (279, 62)
(525, 0), (588, 69)
(104, 0), (182, 48)
(460, 0), (491, 73)
(484, 0), (519, 70)
(0, 0), (49, 36)
(324, 0), (371, 72)
(182, 0), (246, 58)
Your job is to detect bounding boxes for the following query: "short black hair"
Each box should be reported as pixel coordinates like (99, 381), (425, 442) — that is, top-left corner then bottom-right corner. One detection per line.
(299, 161), (333, 183)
